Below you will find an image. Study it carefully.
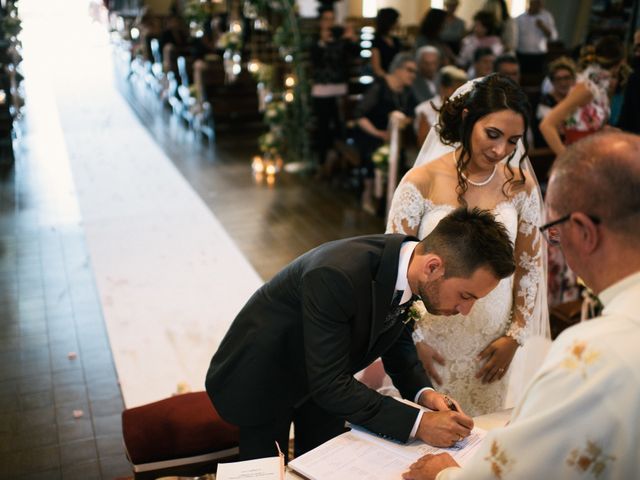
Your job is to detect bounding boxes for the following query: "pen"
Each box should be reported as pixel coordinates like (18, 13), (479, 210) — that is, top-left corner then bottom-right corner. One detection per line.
(444, 395), (458, 412)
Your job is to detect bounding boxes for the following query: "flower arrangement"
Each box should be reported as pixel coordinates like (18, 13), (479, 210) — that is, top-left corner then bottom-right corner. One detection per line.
(244, 0), (311, 167)
(1, 12), (21, 39)
(407, 300), (426, 323)
(217, 31), (243, 51)
(250, 62), (273, 85)
(258, 131), (283, 156)
(372, 145), (390, 171)
(184, 0), (218, 26)
(264, 100), (286, 124)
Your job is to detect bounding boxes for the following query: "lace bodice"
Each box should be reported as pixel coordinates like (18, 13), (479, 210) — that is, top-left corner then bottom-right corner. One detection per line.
(386, 182), (544, 415)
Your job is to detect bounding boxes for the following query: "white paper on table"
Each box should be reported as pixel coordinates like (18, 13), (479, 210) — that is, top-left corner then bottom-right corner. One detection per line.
(288, 426), (486, 480)
(217, 456), (285, 480)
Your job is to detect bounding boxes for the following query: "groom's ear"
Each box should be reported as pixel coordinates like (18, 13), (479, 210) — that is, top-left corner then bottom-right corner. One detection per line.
(462, 108), (469, 119)
(423, 254), (444, 280)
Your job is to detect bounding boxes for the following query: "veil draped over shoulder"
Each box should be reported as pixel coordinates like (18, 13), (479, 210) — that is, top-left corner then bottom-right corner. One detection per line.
(413, 78), (551, 404)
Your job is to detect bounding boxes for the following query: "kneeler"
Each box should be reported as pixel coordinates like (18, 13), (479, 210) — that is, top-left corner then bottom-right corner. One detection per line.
(122, 391), (239, 480)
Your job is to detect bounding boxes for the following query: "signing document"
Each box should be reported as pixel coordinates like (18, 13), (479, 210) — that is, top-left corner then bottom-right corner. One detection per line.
(289, 424), (486, 480)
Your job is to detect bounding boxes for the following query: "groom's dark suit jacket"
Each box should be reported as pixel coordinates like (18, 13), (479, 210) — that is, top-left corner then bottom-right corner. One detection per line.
(205, 234), (433, 442)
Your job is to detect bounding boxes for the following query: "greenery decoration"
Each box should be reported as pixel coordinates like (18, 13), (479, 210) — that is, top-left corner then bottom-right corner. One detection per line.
(217, 31), (242, 51)
(245, 0), (311, 165)
(1, 8), (21, 39)
(183, 0), (219, 28)
(372, 145), (390, 172)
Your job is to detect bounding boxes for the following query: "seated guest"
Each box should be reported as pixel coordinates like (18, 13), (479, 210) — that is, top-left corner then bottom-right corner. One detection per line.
(354, 53), (418, 213)
(534, 56), (576, 147)
(207, 208), (519, 461)
(467, 47), (495, 79)
(414, 66), (468, 146)
(412, 46), (442, 104)
(494, 53), (520, 84)
(457, 11), (503, 70)
(371, 7), (402, 77)
(401, 131), (640, 480)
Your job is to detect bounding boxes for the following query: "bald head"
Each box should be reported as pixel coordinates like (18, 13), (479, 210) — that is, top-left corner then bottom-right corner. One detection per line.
(547, 132), (640, 238)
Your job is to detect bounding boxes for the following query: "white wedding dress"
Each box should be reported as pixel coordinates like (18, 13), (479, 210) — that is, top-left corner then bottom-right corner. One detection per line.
(387, 179), (546, 416)
(382, 77), (549, 416)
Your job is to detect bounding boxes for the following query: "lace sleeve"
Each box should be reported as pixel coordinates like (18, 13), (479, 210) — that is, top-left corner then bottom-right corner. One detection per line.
(385, 182), (426, 235)
(505, 189), (545, 345)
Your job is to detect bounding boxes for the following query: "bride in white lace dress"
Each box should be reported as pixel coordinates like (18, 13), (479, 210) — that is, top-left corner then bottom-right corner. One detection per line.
(387, 74), (549, 416)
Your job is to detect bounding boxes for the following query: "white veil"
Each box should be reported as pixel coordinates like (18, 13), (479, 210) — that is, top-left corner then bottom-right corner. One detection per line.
(414, 77), (551, 405)
(414, 78), (481, 168)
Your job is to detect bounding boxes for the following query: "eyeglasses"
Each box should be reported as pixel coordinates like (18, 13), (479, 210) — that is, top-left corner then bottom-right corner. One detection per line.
(539, 213), (601, 246)
(552, 74), (574, 82)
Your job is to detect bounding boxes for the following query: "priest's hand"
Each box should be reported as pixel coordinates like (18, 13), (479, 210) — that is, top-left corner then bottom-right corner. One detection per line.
(402, 453), (460, 480)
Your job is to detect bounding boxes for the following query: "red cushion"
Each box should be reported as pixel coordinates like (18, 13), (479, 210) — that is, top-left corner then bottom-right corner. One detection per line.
(122, 391), (239, 464)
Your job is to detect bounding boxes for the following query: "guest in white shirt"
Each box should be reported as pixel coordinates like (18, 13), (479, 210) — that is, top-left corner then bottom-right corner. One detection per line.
(401, 131), (640, 480)
(516, 0), (558, 74)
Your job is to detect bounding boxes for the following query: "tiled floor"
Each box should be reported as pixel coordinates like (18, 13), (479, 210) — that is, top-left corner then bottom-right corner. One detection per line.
(0, 137), (129, 478)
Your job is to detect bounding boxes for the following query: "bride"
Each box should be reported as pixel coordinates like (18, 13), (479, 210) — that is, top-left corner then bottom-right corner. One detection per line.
(386, 74), (549, 416)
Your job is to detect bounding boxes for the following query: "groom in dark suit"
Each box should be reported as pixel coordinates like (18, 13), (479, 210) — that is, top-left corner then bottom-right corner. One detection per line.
(206, 208), (516, 460)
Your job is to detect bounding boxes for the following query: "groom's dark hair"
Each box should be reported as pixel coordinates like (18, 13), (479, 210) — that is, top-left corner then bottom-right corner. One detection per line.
(416, 207), (515, 279)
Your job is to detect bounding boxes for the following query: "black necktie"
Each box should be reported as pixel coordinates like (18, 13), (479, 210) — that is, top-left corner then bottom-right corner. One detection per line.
(383, 291), (419, 331)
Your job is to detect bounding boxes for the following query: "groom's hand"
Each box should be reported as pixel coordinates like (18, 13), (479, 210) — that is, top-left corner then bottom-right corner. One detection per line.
(415, 390), (473, 447)
(415, 410), (473, 447)
(418, 389), (464, 414)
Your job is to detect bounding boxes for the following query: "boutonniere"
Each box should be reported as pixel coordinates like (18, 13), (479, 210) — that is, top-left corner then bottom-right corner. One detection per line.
(407, 300), (426, 323)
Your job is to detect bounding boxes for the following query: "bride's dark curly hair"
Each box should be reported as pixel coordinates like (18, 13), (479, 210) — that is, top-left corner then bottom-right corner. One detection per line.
(436, 73), (531, 206)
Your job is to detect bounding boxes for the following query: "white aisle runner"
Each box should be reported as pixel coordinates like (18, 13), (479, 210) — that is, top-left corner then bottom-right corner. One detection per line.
(20, 0), (263, 407)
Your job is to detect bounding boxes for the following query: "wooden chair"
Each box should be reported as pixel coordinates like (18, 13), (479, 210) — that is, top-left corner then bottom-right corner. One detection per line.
(549, 299), (582, 340)
(122, 391), (239, 480)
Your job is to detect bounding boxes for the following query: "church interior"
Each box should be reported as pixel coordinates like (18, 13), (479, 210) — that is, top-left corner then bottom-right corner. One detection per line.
(0, 0), (638, 478)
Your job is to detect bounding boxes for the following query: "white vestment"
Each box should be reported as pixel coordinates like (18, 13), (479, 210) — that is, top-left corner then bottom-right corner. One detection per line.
(438, 271), (640, 479)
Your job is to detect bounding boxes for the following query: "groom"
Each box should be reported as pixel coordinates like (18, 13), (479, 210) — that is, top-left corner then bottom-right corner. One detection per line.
(206, 208), (515, 460)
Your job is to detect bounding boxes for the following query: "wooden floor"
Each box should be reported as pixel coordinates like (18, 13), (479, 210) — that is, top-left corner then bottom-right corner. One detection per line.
(118, 75), (385, 280)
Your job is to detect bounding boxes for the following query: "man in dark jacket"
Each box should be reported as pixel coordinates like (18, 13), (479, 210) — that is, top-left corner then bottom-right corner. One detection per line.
(206, 208), (515, 460)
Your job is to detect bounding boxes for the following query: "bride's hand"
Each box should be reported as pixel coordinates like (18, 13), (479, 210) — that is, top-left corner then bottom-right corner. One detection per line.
(416, 342), (445, 385)
(476, 336), (518, 384)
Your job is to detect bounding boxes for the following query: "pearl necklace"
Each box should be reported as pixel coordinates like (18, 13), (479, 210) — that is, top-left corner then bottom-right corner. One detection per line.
(453, 151), (497, 187)
(461, 165), (497, 186)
